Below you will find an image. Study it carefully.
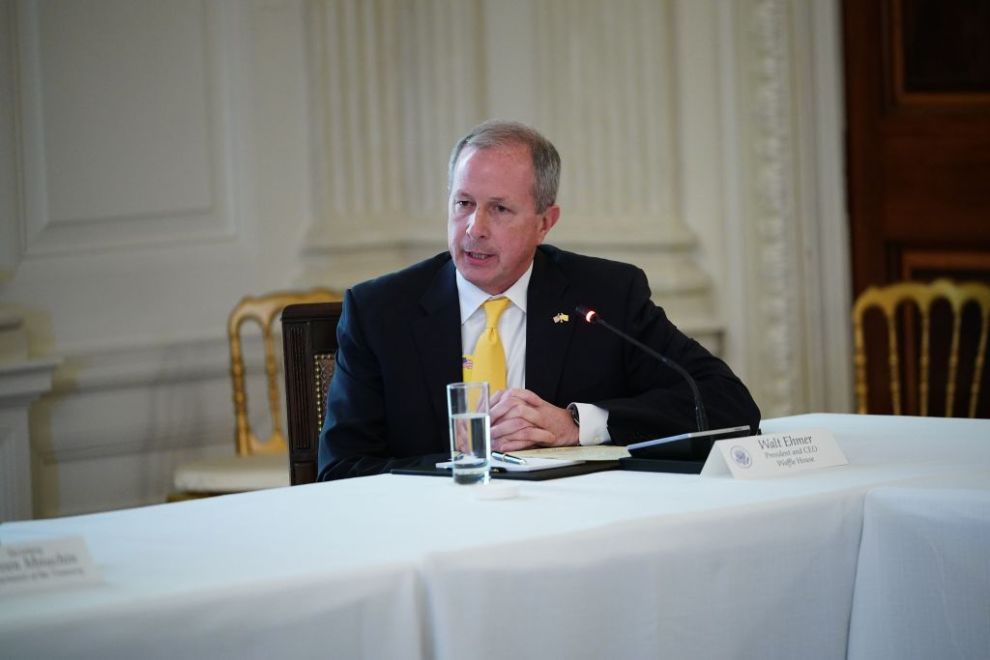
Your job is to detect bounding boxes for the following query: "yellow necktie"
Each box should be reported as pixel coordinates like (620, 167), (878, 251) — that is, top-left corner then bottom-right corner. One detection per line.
(464, 297), (511, 392)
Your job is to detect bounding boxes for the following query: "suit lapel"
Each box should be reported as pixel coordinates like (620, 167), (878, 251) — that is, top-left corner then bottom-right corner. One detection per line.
(412, 260), (463, 431)
(525, 250), (576, 402)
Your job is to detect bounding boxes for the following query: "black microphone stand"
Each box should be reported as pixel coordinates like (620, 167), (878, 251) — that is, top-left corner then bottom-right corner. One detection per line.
(575, 304), (754, 472)
(576, 305), (708, 432)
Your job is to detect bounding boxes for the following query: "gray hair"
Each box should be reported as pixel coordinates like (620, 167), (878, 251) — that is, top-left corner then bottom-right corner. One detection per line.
(447, 120), (561, 213)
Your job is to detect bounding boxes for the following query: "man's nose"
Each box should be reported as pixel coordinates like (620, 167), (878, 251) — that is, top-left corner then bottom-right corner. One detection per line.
(466, 207), (489, 238)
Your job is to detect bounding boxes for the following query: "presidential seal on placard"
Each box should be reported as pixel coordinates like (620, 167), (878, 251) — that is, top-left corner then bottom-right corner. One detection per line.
(730, 445), (752, 468)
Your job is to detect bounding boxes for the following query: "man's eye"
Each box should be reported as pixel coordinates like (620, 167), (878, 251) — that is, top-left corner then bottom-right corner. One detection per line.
(495, 204), (510, 213)
(455, 200), (473, 209)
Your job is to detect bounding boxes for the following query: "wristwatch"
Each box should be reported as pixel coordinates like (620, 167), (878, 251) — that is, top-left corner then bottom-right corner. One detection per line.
(568, 403), (580, 427)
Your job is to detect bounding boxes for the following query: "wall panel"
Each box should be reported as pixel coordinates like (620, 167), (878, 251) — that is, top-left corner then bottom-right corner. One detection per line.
(1, 0), (314, 517)
(16, 0), (237, 256)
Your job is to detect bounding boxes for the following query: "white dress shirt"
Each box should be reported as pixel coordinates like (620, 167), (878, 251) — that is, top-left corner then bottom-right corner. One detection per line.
(455, 265), (610, 446)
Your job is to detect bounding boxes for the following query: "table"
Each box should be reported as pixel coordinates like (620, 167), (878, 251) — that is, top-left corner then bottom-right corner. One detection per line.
(2, 413), (989, 659)
(848, 487), (990, 660)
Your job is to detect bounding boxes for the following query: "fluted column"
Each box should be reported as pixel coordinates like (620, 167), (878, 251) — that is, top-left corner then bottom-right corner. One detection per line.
(528, 0), (711, 325)
(534, 0), (684, 243)
(305, 0), (484, 279)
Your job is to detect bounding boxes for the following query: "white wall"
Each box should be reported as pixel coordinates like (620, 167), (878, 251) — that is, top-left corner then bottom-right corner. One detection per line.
(0, 0), (850, 519)
(1, 0), (316, 518)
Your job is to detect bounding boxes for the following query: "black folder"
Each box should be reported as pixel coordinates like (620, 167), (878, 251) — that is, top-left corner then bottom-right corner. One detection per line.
(392, 460), (619, 481)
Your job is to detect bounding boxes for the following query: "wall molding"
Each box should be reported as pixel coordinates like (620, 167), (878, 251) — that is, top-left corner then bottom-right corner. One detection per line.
(0, 0), (19, 275)
(804, 0), (853, 412)
(722, 0), (851, 416)
(13, 0), (243, 257)
(33, 333), (274, 464)
(305, 0), (484, 247)
(33, 409), (233, 463)
(51, 335), (231, 394)
(749, 0), (799, 417)
(0, 355), (56, 521)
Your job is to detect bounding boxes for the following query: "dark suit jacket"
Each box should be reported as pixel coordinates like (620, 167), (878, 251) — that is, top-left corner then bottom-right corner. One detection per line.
(317, 245), (760, 480)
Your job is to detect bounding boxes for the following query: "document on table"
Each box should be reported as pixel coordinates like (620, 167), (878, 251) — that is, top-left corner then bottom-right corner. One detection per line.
(514, 445), (631, 461)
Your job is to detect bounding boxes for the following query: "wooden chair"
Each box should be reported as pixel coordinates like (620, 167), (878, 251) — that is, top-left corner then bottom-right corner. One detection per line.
(171, 289), (341, 498)
(280, 301), (343, 485)
(853, 279), (990, 417)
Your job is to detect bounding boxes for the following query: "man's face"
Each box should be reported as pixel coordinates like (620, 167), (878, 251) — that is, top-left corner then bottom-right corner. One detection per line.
(447, 144), (559, 295)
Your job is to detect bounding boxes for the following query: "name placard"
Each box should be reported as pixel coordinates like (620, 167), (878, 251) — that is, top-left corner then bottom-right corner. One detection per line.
(0, 537), (101, 596)
(701, 429), (847, 479)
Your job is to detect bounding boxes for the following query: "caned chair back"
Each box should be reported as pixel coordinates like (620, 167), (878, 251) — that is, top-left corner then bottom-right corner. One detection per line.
(229, 289), (342, 455)
(852, 279), (990, 417)
(281, 301), (344, 485)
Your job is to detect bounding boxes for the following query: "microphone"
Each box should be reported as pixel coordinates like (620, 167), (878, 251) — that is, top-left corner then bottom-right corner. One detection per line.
(576, 304), (709, 432)
(576, 304), (754, 466)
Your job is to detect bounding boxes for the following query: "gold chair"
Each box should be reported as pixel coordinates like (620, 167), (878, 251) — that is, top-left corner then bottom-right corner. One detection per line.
(853, 279), (990, 417)
(171, 289), (342, 498)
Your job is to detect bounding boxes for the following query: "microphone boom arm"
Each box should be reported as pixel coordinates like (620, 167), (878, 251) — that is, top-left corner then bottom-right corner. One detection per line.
(576, 305), (709, 432)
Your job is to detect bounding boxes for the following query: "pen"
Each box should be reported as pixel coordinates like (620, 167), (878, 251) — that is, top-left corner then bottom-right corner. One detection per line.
(492, 451), (527, 465)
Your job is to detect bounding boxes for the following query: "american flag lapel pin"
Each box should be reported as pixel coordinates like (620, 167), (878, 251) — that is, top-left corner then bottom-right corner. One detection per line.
(552, 313), (570, 324)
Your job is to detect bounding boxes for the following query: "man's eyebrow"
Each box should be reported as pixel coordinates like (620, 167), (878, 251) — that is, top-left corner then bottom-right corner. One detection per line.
(451, 191), (513, 204)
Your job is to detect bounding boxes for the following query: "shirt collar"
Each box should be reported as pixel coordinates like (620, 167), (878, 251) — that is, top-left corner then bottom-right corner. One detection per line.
(456, 262), (533, 324)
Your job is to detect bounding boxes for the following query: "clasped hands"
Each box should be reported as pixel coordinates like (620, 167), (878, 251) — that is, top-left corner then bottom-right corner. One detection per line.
(489, 388), (579, 452)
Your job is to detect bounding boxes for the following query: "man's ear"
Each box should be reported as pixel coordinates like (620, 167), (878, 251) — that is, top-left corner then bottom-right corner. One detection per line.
(538, 205), (560, 239)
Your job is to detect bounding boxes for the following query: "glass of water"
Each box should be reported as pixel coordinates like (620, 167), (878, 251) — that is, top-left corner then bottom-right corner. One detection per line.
(446, 381), (491, 485)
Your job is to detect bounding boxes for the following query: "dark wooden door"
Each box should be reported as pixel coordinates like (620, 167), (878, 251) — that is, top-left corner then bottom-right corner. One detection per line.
(843, 0), (990, 416)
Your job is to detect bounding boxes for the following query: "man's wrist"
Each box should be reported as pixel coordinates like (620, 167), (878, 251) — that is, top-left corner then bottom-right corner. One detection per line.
(567, 403), (611, 446)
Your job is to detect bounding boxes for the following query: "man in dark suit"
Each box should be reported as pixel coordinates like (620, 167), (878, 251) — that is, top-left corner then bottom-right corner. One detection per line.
(318, 121), (759, 480)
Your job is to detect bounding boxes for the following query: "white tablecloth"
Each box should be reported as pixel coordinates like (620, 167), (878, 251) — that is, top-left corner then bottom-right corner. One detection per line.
(848, 487), (990, 660)
(2, 413), (989, 659)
